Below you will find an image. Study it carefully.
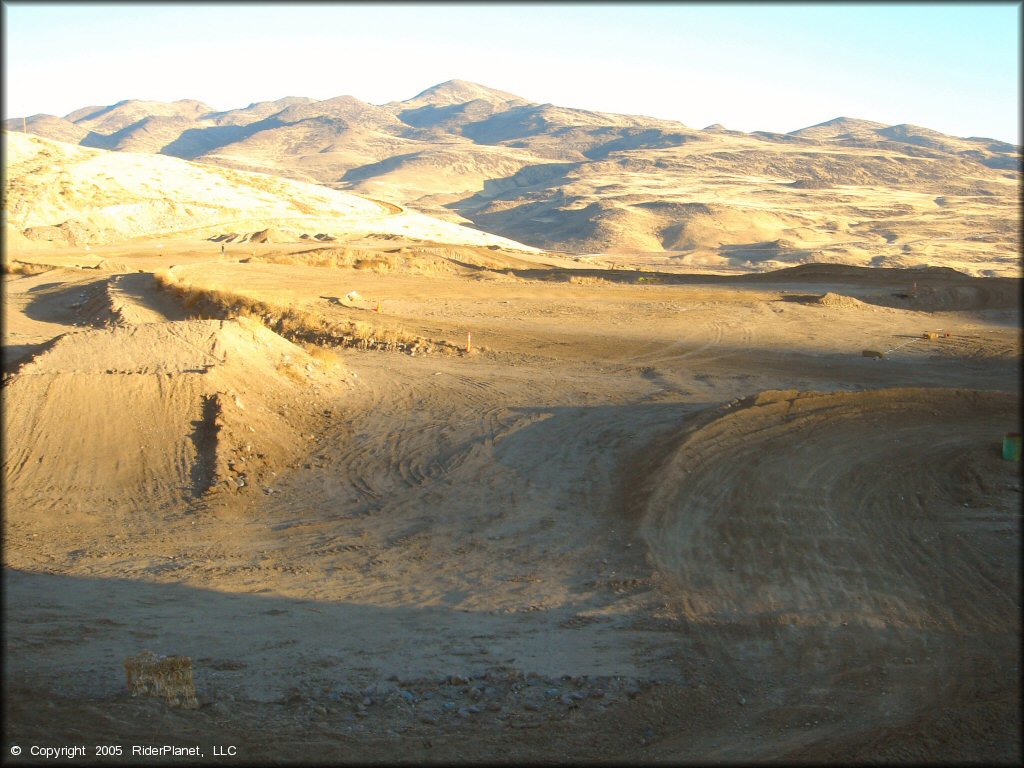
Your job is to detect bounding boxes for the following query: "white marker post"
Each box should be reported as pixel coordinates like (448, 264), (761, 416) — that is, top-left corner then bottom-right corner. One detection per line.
(466, 332), (472, 354)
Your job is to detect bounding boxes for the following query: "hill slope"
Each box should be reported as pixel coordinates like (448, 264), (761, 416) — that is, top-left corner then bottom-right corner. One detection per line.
(5, 81), (1019, 274)
(2, 131), (536, 250)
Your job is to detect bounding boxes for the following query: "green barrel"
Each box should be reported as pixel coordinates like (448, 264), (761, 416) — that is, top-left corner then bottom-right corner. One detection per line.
(1002, 432), (1022, 461)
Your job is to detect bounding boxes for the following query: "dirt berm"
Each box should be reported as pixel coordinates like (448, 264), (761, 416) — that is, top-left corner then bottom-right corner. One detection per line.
(635, 387), (1020, 760)
(2, 318), (343, 524)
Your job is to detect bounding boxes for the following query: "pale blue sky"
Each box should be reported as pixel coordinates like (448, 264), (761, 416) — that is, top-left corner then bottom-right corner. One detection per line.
(2, 2), (1020, 142)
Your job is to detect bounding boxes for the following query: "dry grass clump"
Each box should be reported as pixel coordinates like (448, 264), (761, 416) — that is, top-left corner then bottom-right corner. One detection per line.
(249, 246), (393, 271)
(248, 246), (457, 276)
(301, 343), (342, 368)
(2, 260), (53, 276)
(353, 258), (392, 272)
(124, 650), (198, 708)
(154, 270), (436, 354)
(251, 248), (345, 269)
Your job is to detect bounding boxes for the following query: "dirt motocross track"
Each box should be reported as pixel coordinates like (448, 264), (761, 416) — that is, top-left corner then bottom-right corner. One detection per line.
(2, 242), (1021, 764)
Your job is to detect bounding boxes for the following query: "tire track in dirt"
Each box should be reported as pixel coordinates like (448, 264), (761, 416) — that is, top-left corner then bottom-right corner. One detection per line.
(248, 354), (690, 611)
(634, 386), (1020, 759)
(641, 387), (1019, 626)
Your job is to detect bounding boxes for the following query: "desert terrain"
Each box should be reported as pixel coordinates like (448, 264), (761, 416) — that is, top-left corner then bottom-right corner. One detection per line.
(7, 80), (1020, 276)
(2, 103), (1021, 764)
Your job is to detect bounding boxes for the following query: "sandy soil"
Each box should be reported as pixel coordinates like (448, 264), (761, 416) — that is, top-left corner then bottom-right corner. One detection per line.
(3, 242), (1020, 764)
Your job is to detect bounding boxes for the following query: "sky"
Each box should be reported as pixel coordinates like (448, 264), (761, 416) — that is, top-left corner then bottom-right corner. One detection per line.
(2, 1), (1020, 142)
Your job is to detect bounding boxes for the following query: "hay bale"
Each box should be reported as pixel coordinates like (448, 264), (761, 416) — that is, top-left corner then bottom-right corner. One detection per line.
(861, 350), (885, 359)
(923, 332), (938, 340)
(124, 650), (198, 708)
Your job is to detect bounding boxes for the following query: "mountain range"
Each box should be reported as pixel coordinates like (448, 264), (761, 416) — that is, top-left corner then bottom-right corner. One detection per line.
(5, 80), (1020, 274)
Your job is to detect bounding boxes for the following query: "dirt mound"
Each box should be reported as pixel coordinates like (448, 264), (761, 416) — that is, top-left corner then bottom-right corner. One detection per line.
(640, 387), (1019, 630)
(94, 259), (130, 271)
(814, 291), (867, 309)
(42, 273), (191, 330)
(211, 229), (298, 244)
(104, 273), (190, 325)
(2, 318), (342, 521)
(22, 219), (101, 247)
(247, 227), (292, 244)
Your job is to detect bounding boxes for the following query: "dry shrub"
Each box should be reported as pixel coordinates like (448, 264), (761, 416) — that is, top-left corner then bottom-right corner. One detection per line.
(251, 247), (354, 270)
(353, 258), (391, 272)
(350, 320), (375, 339)
(260, 253), (302, 267)
(568, 275), (610, 286)
(153, 268), (177, 286)
(251, 246), (459, 275)
(1, 260), (52, 276)
(154, 272), (428, 352)
(302, 343), (342, 367)
(124, 651), (198, 708)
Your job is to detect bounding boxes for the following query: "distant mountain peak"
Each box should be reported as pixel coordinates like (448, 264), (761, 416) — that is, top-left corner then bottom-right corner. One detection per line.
(403, 79), (529, 107)
(789, 116), (891, 140)
(241, 96), (315, 110)
(817, 116), (887, 127)
(795, 116), (890, 131)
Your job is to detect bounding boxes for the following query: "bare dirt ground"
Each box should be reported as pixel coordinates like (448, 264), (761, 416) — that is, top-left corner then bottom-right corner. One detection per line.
(3, 239), (1020, 764)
